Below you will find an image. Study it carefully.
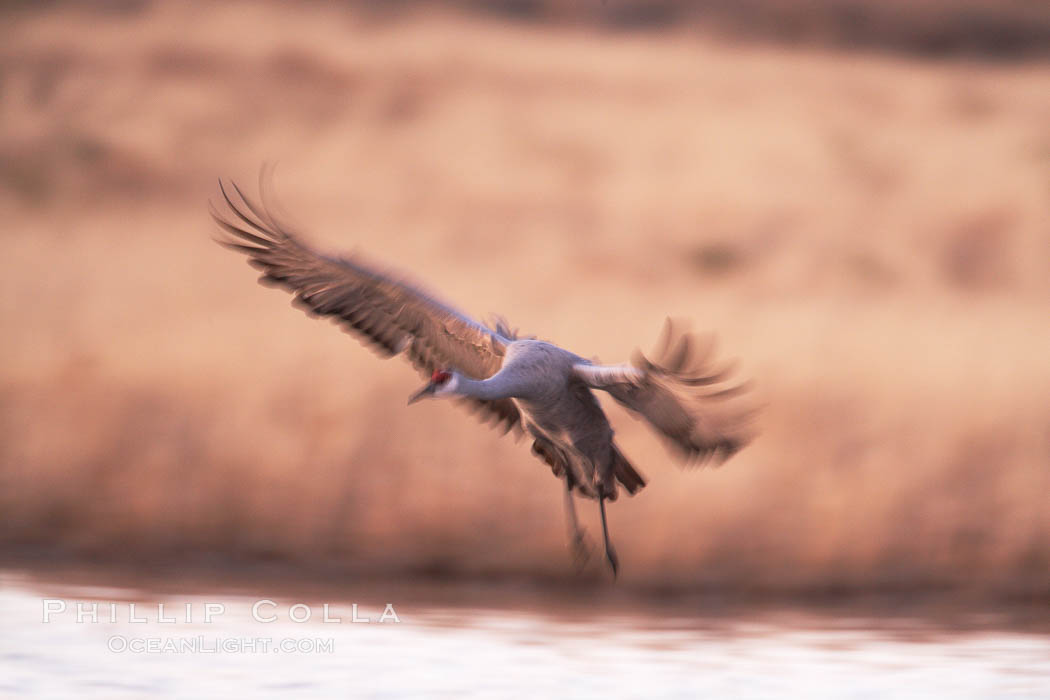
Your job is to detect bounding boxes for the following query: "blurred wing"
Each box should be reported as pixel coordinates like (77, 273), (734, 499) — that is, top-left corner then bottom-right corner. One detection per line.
(573, 319), (757, 466)
(211, 178), (521, 434)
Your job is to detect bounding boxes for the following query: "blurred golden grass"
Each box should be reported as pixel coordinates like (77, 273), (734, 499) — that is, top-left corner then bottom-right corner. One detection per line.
(1, 2), (1049, 593)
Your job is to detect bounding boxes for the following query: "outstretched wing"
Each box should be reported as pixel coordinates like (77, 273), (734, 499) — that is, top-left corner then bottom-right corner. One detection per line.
(573, 319), (757, 466)
(211, 177), (521, 434)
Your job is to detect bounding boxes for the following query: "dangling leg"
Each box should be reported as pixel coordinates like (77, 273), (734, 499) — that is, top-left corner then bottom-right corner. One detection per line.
(598, 494), (619, 578)
(563, 477), (592, 569)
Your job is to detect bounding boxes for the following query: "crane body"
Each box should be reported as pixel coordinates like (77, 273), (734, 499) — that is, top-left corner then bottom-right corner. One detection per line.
(212, 176), (757, 577)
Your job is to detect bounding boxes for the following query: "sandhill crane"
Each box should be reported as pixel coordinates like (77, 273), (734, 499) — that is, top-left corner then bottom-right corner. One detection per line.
(212, 176), (757, 577)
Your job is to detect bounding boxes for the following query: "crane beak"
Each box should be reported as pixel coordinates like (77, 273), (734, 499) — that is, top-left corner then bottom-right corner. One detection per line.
(407, 382), (437, 405)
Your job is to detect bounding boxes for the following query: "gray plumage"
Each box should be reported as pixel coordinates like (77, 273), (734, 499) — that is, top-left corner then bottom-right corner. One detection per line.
(211, 177), (757, 576)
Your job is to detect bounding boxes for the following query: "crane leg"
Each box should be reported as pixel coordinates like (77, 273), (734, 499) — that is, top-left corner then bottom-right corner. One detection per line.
(598, 494), (619, 579)
(563, 478), (592, 569)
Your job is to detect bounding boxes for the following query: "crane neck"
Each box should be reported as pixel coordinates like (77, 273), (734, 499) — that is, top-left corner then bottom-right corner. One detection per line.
(449, 372), (518, 402)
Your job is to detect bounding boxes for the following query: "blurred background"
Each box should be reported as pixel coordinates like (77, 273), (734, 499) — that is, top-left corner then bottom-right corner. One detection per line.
(4, 1), (1050, 695)
(2, 0), (1050, 606)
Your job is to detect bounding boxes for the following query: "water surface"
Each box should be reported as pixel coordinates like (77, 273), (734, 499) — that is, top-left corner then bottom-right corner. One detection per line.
(2, 573), (1048, 698)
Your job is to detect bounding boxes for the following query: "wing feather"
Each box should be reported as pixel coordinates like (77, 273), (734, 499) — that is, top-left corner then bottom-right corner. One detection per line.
(574, 319), (757, 466)
(212, 178), (521, 434)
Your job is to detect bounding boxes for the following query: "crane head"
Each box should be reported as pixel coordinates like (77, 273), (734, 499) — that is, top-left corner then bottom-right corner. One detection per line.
(407, 369), (455, 405)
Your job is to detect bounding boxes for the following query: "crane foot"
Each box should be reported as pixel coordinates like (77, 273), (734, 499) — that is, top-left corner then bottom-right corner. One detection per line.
(570, 530), (595, 571)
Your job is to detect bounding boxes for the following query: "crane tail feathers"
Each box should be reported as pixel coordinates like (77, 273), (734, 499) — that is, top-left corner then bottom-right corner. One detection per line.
(612, 445), (646, 497)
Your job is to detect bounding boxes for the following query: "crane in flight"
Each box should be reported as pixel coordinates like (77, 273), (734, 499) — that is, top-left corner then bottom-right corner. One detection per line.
(212, 176), (757, 577)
